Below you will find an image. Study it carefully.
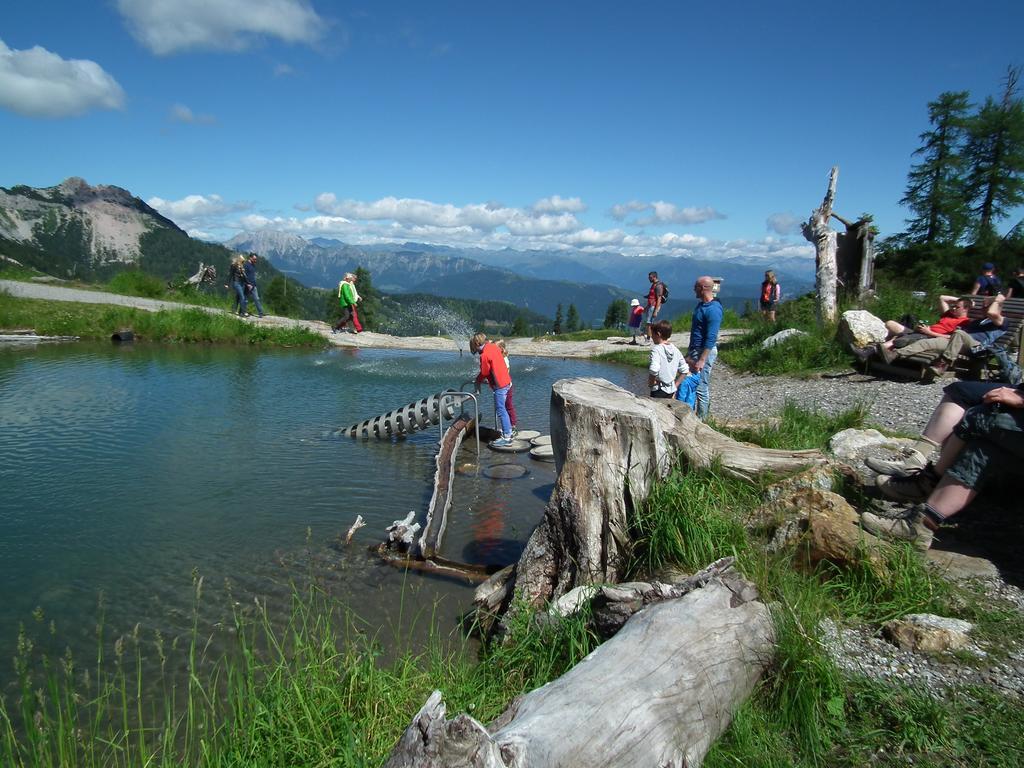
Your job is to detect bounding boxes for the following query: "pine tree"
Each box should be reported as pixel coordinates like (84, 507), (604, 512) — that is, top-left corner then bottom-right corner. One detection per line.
(510, 315), (529, 336)
(963, 66), (1024, 248)
(553, 304), (563, 334)
(901, 91), (971, 245)
(603, 299), (629, 328)
(566, 304), (581, 332)
(353, 266), (380, 331)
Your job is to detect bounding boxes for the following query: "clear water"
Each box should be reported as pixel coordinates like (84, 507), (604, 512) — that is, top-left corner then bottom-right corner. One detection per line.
(0, 342), (644, 684)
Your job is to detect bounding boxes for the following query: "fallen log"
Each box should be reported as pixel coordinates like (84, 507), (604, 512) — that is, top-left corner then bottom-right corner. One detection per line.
(504, 377), (823, 608)
(385, 576), (775, 768)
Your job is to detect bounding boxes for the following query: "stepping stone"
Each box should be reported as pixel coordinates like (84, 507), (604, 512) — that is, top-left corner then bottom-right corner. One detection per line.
(514, 429), (542, 440)
(530, 445), (555, 462)
(483, 463), (530, 480)
(489, 438), (532, 453)
(531, 435), (552, 447)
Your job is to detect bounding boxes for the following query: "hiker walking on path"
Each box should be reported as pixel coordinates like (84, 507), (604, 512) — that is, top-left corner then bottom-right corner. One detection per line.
(647, 320), (685, 399)
(333, 273), (362, 333)
(226, 255), (248, 317)
(688, 275), (723, 420)
(759, 270), (781, 322)
(643, 271), (667, 344)
(628, 298), (644, 344)
(243, 253), (265, 318)
(471, 332), (514, 447)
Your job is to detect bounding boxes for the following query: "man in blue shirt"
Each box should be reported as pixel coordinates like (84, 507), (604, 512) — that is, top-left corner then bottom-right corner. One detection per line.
(243, 253), (266, 318)
(687, 276), (723, 420)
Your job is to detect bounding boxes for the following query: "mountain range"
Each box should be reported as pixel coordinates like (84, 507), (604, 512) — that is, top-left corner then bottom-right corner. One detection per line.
(1, 177), (816, 323)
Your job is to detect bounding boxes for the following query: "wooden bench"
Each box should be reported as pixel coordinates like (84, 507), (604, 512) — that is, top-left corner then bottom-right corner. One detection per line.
(866, 296), (1024, 381)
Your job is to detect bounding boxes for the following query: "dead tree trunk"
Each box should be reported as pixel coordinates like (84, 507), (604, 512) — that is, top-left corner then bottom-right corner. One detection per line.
(504, 378), (823, 609)
(802, 166), (839, 325)
(384, 577), (775, 768)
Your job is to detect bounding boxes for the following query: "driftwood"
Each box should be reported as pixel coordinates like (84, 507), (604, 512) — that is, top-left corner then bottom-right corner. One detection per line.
(384, 574), (775, 768)
(802, 166), (839, 325)
(418, 415), (473, 558)
(383, 511), (420, 552)
(344, 515), (366, 544)
(499, 378), (822, 609)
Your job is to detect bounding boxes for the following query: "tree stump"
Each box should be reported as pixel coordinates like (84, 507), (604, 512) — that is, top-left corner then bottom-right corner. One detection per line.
(504, 378), (823, 608)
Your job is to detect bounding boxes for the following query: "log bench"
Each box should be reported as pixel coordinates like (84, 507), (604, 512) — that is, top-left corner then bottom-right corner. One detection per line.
(866, 296), (1024, 381)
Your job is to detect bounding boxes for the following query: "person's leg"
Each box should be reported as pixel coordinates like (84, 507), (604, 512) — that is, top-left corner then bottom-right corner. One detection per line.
(693, 347), (717, 420)
(493, 385), (512, 438)
(891, 336), (946, 364)
(885, 320), (907, 337)
(250, 286), (264, 317)
(334, 305), (351, 330)
(505, 384), (517, 431)
(350, 306), (363, 332)
(233, 282), (247, 315)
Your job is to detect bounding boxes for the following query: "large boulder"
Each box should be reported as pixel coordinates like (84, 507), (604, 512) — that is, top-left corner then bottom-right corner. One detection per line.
(761, 328), (808, 349)
(839, 309), (887, 349)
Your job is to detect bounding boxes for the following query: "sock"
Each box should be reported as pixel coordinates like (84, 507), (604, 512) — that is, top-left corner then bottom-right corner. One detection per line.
(921, 504), (946, 526)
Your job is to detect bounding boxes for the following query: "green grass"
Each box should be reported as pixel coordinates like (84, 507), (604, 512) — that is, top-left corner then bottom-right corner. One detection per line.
(713, 401), (869, 450)
(593, 348), (649, 367)
(0, 294), (325, 346)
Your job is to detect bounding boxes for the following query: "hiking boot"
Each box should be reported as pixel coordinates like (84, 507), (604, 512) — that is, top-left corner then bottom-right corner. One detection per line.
(877, 343), (897, 364)
(875, 466), (937, 503)
(864, 447), (928, 477)
(849, 343), (875, 363)
(860, 508), (934, 551)
(922, 360), (949, 383)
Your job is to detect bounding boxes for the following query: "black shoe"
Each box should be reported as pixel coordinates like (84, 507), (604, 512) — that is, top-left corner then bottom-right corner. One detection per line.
(877, 343), (897, 364)
(849, 343), (874, 362)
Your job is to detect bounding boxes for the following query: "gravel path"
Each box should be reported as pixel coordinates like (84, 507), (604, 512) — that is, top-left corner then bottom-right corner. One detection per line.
(711, 364), (947, 436)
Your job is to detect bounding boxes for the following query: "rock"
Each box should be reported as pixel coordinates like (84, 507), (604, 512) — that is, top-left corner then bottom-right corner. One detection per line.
(926, 550), (1000, 581)
(797, 489), (889, 577)
(883, 614), (974, 654)
(828, 428), (898, 459)
(839, 309), (887, 349)
(761, 328), (808, 349)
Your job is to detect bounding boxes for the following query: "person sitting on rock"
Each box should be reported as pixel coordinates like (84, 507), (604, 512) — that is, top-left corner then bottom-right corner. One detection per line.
(852, 295), (1005, 381)
(860, 384), (1024, 549)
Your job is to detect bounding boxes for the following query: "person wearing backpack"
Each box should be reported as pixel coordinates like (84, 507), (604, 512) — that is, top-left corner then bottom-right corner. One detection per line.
(759, 270), (781, 322)
(643, 271), (668, 344)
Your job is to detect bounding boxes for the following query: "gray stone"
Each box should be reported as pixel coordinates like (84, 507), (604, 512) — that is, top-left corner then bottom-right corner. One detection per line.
(839, 309), (887, 348)
(760, 328), (808, 349)
(926, 550), (1001, 581)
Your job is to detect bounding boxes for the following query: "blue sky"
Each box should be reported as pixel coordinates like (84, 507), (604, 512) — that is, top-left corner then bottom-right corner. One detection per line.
(1, 0), (1022, 265)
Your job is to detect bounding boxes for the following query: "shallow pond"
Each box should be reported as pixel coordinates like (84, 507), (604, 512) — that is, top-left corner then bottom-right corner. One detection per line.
(0, 341), (645, 684)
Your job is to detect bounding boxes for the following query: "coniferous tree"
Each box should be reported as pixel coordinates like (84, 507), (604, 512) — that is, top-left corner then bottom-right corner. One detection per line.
(963, 66), (1024, 249)
(603, 298), (629, 328)
(510, 315), (529, 336)
(566, 303), (581, 332)
(901, 91), (971, 245)
(553, 304), (563, 334)
(353, 266), (381, 331)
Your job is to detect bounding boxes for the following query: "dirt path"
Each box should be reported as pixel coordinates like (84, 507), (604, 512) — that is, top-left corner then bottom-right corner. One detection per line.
(1, 278), (735, 358)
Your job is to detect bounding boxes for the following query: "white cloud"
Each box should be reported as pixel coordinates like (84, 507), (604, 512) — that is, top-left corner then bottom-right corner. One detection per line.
(169, 103), (216, 124)
(273, 63), (295, 77)
(532, 195), (586, 214)
(609, 199), (725, 226)
(0, 39), (125, 118)
(766, 212), (803, 236)
(148, 193), (251, 232)
(609, 200), (647, 220)
(313, 193), (580, 234)
(117, 0), (328, 55)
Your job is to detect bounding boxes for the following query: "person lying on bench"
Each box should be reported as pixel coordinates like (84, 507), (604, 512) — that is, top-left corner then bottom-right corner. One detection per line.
(859, 384), (1024, 550)
(880, 294), (970, 341)
(852, 296), (1005, 381)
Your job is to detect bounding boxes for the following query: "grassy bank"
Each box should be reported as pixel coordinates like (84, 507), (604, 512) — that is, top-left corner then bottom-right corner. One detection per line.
(0, 294), (325, 346)
(3, 403), (1021, 766)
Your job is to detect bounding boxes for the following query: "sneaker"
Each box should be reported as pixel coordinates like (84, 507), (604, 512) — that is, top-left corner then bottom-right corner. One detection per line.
(861, 508), (934, 551)
(491, 437), (513, 448)
(875, 467), (937, 503)
(510, 427), (519, 438)
(864, 447), (927, 477)
(922, 360), (948, 383)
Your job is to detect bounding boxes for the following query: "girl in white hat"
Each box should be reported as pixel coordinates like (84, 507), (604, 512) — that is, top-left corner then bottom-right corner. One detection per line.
(628, 298), (644, 344)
